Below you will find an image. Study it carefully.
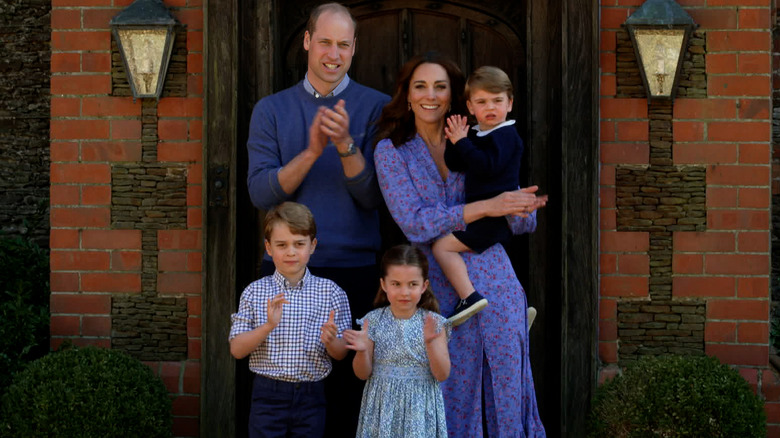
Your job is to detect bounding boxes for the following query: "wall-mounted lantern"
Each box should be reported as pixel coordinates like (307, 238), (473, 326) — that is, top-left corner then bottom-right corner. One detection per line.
(110, 0), (178, 99)
(624, 0), (697, 101)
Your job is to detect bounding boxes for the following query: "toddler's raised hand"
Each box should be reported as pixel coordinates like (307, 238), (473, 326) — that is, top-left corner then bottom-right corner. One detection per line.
(424, 314), (445, 344)
(266, 293), (288, 327)
(343, 320), (372, 352)
(444, 115), (469, 144)
(320, 310), (338, 346)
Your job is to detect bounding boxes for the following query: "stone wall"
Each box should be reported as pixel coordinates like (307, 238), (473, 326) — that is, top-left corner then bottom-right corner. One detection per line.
(0, 0), (50, 245)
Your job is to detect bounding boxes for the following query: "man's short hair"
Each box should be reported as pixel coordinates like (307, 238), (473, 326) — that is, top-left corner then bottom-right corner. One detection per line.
(306, 2), (358, 36)
(263, 202), (317, 240)
(465, 66), (513, 100)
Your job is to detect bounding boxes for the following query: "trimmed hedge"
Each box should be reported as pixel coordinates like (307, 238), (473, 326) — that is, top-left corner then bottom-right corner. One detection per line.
(588, 355), (766, 437)
(0, 346), (172, 437)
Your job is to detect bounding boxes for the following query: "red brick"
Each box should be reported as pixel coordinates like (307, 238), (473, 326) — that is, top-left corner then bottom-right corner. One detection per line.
(187, 252), (202, 272)
(598, 365), (620, 386)
(601, 98), (647, 119)
(81, 141), (142, 162)
(705, 321), (737, 342)
(705, 344), (767, 367)
(110, 120), (142, 139)
(706, 254), (768, 275)
(707, 31), (770, 52)
(82, 185), (111, 205)
(601, 8), (629, 29)
(615, 121), (648, 141)
(51, 75), (111, 95)
(175, 9), (203, 30)
(82, 8), (119, 29)
(600, 253), (617, 275)
(707, 298), (769, 320)
(51, 250), (109, 270)
(738, 53), (770, 74)
(157, 97), (203, 118)
(600, 122), (615, 142)
(172, 417), (199, 438)
(600, 298), (617, 320)
(706, 187), (738, 208)
(50, 229), (80, 248)
(762, 369), (780, 401)
(673, 143), (737, 164)
(82, 52), (111, 72)
(600, 143), (648, 164)
(738, 322), (768, 343)
(601, 208), (616, 230)
(599, 342), (618, 363)
(673, 276), (735, 297)
(52, 0), (111, 5)
(158, 119), (188, 140)
(82, 230), (142, 249)
(51, 8), (81, 29)
(689, 9), (737, 30)
(740, 143), (769, 164)
(600, 276), (648, 297)
(51, 185), (80, 206)
(707, 210), (769, 230)
(111, 251), (142, 271)
(187, 31), (203, 52)
(601, 231), (648, 252)
(186, 186), (202, 208)
(709, 76), (770, 98)
(172, 395), (200, 417)
(707, 165), (769, 185)
(187, 208), (203, 229)
(187, 75), (202, 95)
(158, 272), (201, 294)
(51, 315), (80, 336)
(737, 277), (769, 298)
(51, 272), (79, 292)
(51, 53), (82, 73)
(739, 187), (769, 208)
(738, 8), (771, 29)
(187, 317), (202, 337)
(160, 362), (182, 393)
(159, 230), (202, 250)
(51, 207), (110, 227)
(671, 254), (703, 274)
(159, 252), (188, 271)
(188, 339), (201, 360)
(187, 53), (203, 74)
(737, 98), (770, 119)
(51, 31), (110, 51)
(188, 120), (202, 141)
(600, 164), (615, 185)
(51, 97), (81, 117)
(187, 163), (203, 184)
(51, 141), (79, 161)
(82, 315), (111, 336)
(672, 121), (705, 141)
(82, 273), (142, 293)
(188, 296), (202, 316)
(617, 254), (648, 275)
(673, 99), (737, 120)
(599, 319), (617, 341)
(706, 53), (737, 74)
(768, 425), (780, 436)
(51, 163), (110, 184)
(183, 361), (200, 393)
(51, 119), (110, 140)
(601, 75), (616, 96)
(157, 142), (202, 162)
(674, 231), (734, 252)
(82, 97), (141, 117)
(51, 293), (111, 314)
(737, 231), (769, 252)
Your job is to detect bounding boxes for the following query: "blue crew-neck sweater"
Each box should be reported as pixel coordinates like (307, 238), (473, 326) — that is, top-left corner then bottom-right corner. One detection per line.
(247, 80), (390, 267)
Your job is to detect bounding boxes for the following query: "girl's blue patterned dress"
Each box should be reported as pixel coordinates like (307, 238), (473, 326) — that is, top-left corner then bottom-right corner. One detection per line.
(355, 307), (449, 438)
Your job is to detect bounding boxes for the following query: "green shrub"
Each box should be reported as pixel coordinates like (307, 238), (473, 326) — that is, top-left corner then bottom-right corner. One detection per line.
(0, 346), (172, 438)
(588, 355), (766, 438)
(0, 236), (49, 395)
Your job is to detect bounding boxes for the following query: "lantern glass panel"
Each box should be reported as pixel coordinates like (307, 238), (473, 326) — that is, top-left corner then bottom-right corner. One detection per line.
(117, 28), (168, 97)
(634, 28), (685, 97)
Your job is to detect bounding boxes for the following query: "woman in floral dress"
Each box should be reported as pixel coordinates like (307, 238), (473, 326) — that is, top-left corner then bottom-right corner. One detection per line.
(373, 52), (547, 437)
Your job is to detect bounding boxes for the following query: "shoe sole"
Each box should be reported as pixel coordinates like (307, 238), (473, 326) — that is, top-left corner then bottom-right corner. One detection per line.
(447, 299), (489, 327)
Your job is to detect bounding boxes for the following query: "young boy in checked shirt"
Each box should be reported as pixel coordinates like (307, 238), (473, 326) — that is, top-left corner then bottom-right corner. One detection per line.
(229, 201), (352, 438)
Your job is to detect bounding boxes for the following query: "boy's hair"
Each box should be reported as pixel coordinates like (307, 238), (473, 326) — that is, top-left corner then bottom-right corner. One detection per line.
(263, 202), (317, 241)
(306, 2), (358, 36)
(374, 245), (440, 314)
(465, 66), (513, 101)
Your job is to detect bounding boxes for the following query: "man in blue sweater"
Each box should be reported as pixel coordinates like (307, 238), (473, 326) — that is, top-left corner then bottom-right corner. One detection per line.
(245, 2), (389, 436)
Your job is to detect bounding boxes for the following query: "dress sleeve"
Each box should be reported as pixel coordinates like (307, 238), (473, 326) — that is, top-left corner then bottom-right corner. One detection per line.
(374, 139), (465, 244)
(246, 99), (290, 210)
(508, 209), (537, 235)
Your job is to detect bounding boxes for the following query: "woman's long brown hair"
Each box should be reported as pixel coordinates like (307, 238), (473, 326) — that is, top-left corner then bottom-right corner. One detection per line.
(373, 244), (440, 314)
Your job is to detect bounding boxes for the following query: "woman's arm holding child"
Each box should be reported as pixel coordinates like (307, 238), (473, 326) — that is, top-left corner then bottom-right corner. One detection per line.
(229, 293), (287, 359)
(320, 310), (348, 360)
(343, 321), (374, 380)
(424, 314), (450, 382)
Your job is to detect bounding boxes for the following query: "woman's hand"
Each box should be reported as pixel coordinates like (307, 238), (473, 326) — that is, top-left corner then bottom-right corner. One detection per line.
(480, 186), (548, 218)
(343, 320), (373, 352)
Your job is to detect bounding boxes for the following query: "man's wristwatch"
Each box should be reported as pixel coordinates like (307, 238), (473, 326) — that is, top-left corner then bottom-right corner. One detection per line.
(337, 142), (358, 157)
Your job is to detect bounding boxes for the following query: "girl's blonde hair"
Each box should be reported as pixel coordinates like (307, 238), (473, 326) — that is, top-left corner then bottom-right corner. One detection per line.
(374, 245), (440, 314)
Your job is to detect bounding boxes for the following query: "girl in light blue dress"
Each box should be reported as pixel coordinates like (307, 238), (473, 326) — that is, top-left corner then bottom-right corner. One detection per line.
(343, 245), (450, 438)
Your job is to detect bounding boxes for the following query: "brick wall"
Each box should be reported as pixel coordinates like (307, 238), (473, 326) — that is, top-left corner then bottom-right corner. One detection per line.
(600, 0), (778, 435)
(49, 0), (203, 435)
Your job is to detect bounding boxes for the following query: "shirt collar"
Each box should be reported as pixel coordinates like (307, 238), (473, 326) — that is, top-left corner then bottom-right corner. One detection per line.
(272, 268), (311, 291)
(473, 119), (516, 137)
(303, 73), (350, 98)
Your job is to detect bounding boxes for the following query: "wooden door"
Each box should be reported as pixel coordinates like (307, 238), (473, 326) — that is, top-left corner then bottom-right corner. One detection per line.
(206, 1), (598, 437)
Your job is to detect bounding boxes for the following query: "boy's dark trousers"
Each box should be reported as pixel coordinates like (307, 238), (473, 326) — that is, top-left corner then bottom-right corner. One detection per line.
(249, 374), (326, 438)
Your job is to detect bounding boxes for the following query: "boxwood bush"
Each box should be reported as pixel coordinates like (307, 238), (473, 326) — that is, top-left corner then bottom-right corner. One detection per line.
(0, 235), (49, 395)
(0, 346), (172, 437)
(588, 355), (765, 437)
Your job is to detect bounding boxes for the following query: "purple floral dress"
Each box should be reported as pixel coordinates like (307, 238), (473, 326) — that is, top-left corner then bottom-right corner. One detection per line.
(375, 135), (546, 437)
